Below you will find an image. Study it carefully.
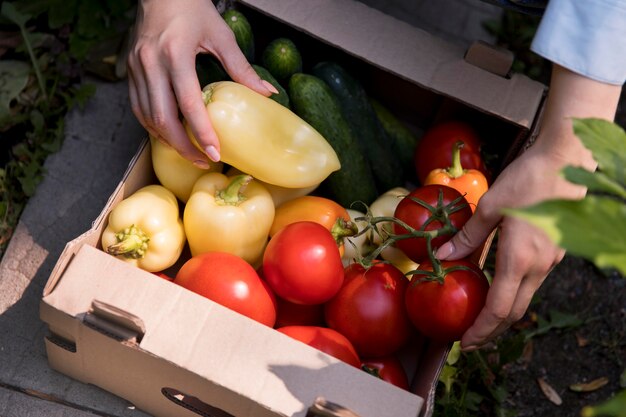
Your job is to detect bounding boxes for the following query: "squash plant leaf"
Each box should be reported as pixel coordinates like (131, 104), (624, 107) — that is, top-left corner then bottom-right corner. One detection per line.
(504, 196), (626, 275)
(573, 118), (626, 185)
(562, 166), (626, 199)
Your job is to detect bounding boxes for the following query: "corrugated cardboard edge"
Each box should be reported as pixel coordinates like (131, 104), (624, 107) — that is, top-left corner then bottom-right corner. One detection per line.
(43, 137), (151, 298)
(238, 0), (546, 130)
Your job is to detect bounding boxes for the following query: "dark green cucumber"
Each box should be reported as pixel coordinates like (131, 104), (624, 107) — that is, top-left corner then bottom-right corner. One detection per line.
(223, 9), (255, 63)
(252, 64), (290, 108)
(196, 55), (229, 87)
(262, 38), (303, 81)
(289, 73), (378, 207)
(312, 62), (403, 192)
(370, 98), (420, 180)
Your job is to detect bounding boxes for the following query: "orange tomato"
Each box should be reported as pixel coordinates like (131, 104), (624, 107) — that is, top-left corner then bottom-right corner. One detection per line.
(269, 196), (356, 256)
(424, 141), (488, 212)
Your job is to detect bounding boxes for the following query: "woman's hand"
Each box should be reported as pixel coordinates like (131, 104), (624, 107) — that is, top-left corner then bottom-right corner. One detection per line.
(127, 0), (277, 167)
(435, 64), (622, 351)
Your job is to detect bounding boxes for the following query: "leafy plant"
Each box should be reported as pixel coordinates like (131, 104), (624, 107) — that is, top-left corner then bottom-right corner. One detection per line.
(0, 0), (135, 257)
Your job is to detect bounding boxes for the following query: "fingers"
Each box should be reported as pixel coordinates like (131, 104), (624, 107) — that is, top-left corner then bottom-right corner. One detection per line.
(128, 41), (210, 167)
(459, 220), (564, 351)
(214, 31), (278, 97)
(169, 51), (222, 162)
(436, 196), (501, 261)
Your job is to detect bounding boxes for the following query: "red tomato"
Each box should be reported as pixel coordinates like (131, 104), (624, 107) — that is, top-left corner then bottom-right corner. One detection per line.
(175, 251), (277, 327)
(274, 296), (326, 328)
(405, 260), (489, 342)
(152, 271), (174, 281)
(325, 262), (413, 358)
(277, 325), (361, 368)
(263, 221), (344, 305)
(414, 120), (489, 184)
(361, 355), (410, 390)
(393, 185), (472, 262)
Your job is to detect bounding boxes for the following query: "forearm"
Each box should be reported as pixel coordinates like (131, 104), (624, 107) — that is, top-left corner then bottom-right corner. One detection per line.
(533, 64), (622, 171)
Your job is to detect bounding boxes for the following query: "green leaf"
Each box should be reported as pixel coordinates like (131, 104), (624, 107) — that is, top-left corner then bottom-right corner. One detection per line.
(581, 389), (626, 417)
(525, 309), (583, 340)
(0, 60), (30, 124)
(446, 341), (462, 366)
(464, 390), (484, 412)
(48, 0), (77, 29)
(573, 118), (626, 185)
(620, 368), (626, 389)
(505, 196), (626, 275)
(562, 166), (626, 199)
(439, 364), (457, 395)
(1, 2), (30, 27)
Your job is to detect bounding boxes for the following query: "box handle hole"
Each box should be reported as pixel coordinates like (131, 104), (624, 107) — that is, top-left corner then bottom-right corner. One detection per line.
(161, 387), (235, 417)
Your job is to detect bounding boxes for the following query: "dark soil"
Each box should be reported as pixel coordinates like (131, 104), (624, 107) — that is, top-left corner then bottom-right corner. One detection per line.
(503, 255), (625, 416)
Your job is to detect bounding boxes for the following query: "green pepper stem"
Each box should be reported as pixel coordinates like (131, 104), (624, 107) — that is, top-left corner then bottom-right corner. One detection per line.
(331, 218), (358, 246)
(447, 141), (465, 178)
(107, 224), (150, 259)
(216, 175), (252, 205)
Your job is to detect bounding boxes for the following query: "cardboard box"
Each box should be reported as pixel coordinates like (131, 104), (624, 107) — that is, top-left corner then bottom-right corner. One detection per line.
(40, 1), (546, 416)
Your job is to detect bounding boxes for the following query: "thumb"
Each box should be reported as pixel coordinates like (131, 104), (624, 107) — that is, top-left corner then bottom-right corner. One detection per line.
(435, 205), (501, 261)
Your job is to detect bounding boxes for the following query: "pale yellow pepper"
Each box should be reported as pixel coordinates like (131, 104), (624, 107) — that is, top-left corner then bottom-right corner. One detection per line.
(101, 185), (185, 272)
(226, 166), (318, 207)
(369, 186), (420, 275)
(184, 173), (275, 265)
(185, 81), (340, 188)
(150, 135), (223, 203)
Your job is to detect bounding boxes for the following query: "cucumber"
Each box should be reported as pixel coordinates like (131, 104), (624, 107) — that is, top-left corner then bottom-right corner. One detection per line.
(370, 98), (420, 180)
(223, 9), (255, 63)
(196, 55), (229, 87)
(289, 73), (378, 207)
(312, 62), (403, 192)
(261, 38), (303, 81)
(252, 64), (290, 108)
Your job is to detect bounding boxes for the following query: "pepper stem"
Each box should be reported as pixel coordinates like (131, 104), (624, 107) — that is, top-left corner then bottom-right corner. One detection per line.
(216, 175), (252, 205)
(107, 224), (150, 259)
(330, 217), (358, 246)
(447, 141), (466, 178)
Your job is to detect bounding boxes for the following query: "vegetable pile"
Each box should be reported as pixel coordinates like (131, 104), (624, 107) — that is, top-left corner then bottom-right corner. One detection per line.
(100, 7), (495, 392)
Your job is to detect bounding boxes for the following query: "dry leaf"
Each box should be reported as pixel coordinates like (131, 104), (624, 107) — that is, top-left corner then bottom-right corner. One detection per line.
(521, 340), (534, 363)
(537, 378), (563, 405)
(575, 332), (589, 347)
(569, 377), (609, 392)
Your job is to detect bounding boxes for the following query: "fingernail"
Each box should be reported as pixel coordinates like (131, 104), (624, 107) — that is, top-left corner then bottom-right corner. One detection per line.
(461, 345), (478, 352)
(204, 145), (221, 162)
(261, 80), (279, 95)
(435, 242), (455, 260)
(193, 160), (209, 169)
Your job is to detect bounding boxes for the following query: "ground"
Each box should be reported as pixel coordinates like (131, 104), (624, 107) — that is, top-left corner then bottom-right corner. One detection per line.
(504, 255), (625, 416)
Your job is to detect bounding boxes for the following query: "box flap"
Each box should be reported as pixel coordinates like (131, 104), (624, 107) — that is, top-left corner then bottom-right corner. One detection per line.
(42, 244), (423, 417)
(238, 0), (545, 129)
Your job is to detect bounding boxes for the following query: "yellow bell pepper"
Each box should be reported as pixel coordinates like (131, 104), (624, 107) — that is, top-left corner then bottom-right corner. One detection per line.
(185, 81), (340, 188)
(184, 173), (275, 264)
(101, 185), (185, 272)
(369, 186), (420, 275)
(150, 135), (223, 203)
(226, 166), (318, 207)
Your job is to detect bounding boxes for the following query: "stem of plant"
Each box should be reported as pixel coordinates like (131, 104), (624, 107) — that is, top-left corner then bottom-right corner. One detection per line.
(18, 23), (48, 103)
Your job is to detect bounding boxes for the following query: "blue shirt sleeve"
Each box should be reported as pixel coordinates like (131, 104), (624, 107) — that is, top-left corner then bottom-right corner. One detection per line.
(530, 0), (626, 85)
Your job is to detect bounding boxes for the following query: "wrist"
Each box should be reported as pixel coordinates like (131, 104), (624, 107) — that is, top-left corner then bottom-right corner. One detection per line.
(532, 64), (622, 170)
